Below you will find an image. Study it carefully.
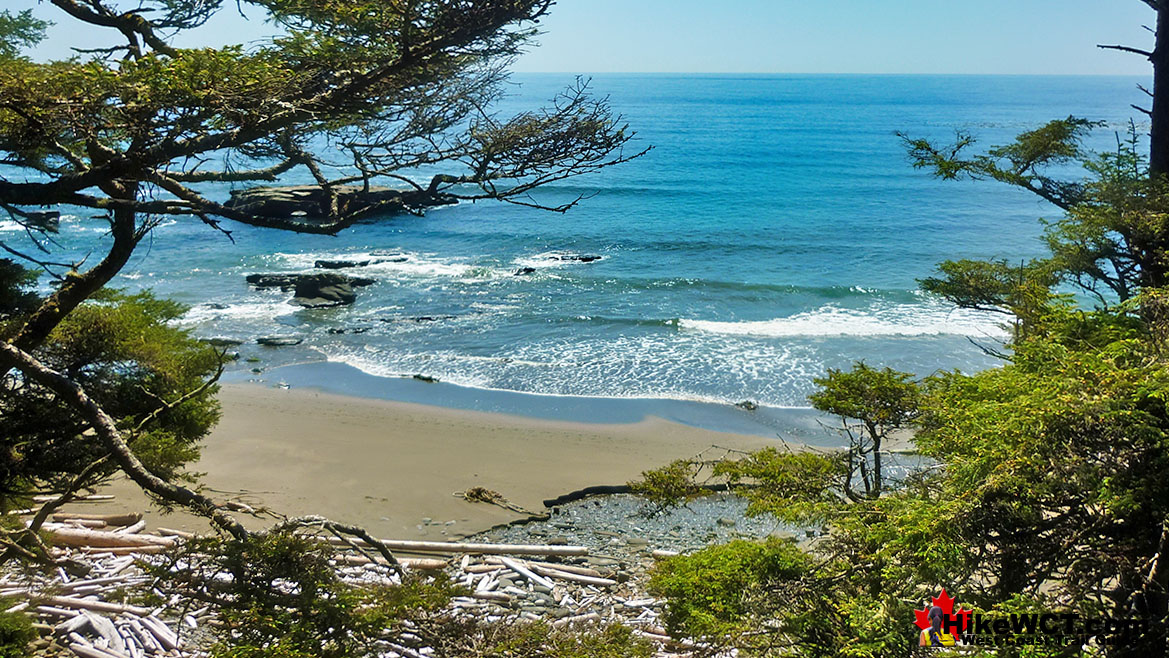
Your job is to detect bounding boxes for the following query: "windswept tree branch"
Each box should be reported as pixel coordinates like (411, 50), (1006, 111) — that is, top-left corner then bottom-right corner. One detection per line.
(0, 340), (248, 539)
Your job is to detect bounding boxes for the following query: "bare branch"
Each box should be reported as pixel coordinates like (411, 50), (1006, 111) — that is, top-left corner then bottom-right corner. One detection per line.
(1098, 44), (1155, 58)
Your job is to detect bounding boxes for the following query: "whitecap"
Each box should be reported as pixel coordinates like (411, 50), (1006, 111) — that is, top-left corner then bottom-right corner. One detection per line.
(679, 304), (1007, 338)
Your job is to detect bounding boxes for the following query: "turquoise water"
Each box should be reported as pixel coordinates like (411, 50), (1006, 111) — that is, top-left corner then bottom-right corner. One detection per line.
(6, 74), (1147, 408)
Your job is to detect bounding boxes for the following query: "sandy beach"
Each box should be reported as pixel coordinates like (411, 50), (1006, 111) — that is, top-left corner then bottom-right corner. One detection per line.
(85, 383), (779, 541)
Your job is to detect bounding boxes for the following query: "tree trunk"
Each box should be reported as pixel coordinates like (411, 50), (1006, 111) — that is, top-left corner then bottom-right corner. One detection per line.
(1152, 7), (1169, 177)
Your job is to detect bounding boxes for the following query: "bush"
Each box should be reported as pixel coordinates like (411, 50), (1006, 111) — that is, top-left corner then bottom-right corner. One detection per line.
(0, 606), (34, 658)
(628, 459), (702, 511)
(648, 538), (811, 640)
(451, 621), (654, 658)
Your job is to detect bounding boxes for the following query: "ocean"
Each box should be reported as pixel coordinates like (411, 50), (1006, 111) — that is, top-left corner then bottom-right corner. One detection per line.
(5, 74), (1148, 414)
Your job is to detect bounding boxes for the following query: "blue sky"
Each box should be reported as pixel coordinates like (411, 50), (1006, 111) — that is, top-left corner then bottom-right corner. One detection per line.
(11, 0), (1156, 75)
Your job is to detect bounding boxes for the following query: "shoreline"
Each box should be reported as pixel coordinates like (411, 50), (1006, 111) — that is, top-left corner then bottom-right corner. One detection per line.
(229, 359), (843, 443)
(87, 381), (796, 541)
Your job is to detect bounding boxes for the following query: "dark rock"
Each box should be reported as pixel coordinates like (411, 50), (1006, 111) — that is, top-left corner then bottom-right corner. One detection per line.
(735, 400), (759, 411)
(413, 374), (439, 383)
(247, 272), (376, 294)
(25, 211), (60, 232)
(257, 336), (303, 346)
(246, 273), (301, 290)
(224, 185), (456, 226)
(315, 259), (372, 269)
(292, 273), (357, 308)
(716, 517), (737, 527)
(314, 257), (409, 269)
(514, 267), (537, 276)
(206, 302), (230, 310)
(378, 315), (456, 323)
(549, 254), (603, 263)
(203, 337), (243, 347)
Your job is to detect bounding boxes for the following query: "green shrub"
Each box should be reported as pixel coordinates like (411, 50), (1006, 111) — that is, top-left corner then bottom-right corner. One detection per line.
(0, 606), (34, 658)
(628, 459), (702, 511)
(466, 621), (654, 658)
(648, 537), (811, 640)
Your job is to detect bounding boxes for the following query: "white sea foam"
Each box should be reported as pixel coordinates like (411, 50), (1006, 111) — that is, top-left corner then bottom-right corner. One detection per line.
(269, 250), (492, 279)
(679, 304), (1007, 338)
(180, 300), (295, 324)
(322, 330), (827, 408)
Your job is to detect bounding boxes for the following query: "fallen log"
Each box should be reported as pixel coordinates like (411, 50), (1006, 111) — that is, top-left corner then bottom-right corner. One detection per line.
(113, 520), (146, 535)
(484, 557), (603, 578)
(77, 546), (167, 556)
(42, 525), (175, 548)
(69, 642), (123, 658)
(52, 513), (142, 527)
(36, 495), (113, 504)
(326, 536), (588, 557)
(528, 564), (616, 587)
(61, 519), (107, 529)
(498, 557), (556, 590)
(39, 595), (151, 617)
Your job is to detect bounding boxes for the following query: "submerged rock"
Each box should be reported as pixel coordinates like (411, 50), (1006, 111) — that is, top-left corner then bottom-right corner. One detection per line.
(549, 253), (603, 263)
(514, 266), (537, 276)
(203, 337), (243, 347)
(314, 256), (408, 269)
(257, 336), (302, 346)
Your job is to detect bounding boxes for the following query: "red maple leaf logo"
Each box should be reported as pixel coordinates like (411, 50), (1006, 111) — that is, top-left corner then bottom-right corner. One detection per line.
(914, 588), (972, 632)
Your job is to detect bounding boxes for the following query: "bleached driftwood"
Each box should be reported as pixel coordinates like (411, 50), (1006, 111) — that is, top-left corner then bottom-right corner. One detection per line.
(326, 536), (587, 557)
(528, 564), (616, 587)
(40, 595), (151, 617)
(497, 557), (556, 590)
(42, 526), (175, 548)
(52, 513), (142, 527)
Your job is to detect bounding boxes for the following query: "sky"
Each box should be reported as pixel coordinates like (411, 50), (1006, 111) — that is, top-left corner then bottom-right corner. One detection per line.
(8, 0), (1157, 75)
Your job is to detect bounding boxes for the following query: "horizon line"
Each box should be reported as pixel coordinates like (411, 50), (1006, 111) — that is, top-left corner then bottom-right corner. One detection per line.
(508, 71), (1149, 77)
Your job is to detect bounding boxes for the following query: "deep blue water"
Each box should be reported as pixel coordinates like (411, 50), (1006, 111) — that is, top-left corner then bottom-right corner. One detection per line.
(4, 74), (1149, 408)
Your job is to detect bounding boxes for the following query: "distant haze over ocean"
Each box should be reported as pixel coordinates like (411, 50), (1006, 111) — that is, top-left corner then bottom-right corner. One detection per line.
(10, 74), (1148, 408)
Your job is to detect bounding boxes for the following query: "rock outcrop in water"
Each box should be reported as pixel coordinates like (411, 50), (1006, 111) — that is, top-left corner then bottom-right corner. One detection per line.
(245, 272), (376, 308)
(292, 275), (358, 308)
(224, 185), (454, 227)
(257, 336), (303, 346)
(548, 253), (603, 263)
(314, 255), (407, 269)
(246, 272), (376, 291)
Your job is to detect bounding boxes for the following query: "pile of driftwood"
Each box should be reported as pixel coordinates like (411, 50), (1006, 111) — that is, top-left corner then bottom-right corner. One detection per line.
(5, 512), (198, 658)
(8, 509), (695, 658)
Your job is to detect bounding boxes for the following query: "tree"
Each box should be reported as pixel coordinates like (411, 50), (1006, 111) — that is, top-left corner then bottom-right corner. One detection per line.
(0, 259), (223, 562)
(808, 363), (920, 500)
(0, 1), (642, 543)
